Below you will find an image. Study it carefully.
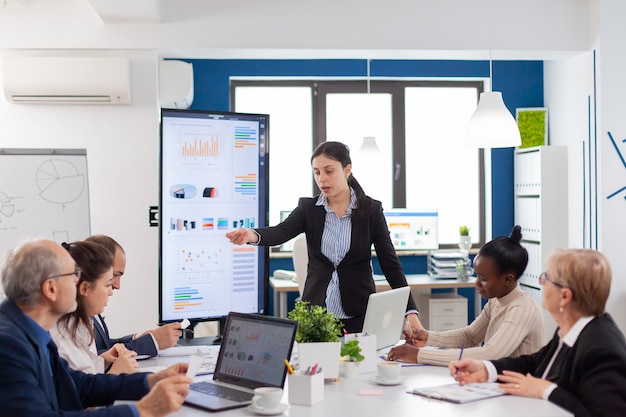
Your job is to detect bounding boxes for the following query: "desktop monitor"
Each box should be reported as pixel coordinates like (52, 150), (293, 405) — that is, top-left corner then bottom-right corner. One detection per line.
(158, 109), (270, 329)
(384, 209), (438, 250)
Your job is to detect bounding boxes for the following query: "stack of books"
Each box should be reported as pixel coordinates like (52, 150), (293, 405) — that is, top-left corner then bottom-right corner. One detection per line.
(427, 250), (469, 279)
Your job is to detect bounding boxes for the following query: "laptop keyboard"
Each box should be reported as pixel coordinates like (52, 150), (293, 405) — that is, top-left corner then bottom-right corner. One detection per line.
(190, 381), (254, 403)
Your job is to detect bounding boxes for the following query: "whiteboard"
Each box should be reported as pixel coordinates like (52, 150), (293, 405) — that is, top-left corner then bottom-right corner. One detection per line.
(0, 149), (91, 294)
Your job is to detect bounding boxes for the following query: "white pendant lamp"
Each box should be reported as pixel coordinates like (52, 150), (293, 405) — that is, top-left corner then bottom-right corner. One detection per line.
(465, 0), (521, 149)
(465, 91), (521, 148)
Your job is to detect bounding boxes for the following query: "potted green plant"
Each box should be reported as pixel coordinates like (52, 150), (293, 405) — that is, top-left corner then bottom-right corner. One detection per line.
(340, 339), (364, 378)
(288, 300), (343, 379)
(458, 225), (472, 252)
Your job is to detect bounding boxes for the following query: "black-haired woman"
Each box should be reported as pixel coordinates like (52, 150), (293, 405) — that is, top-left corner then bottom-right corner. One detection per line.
(387, 225), (544, 365)
(226, 141), (420, 333)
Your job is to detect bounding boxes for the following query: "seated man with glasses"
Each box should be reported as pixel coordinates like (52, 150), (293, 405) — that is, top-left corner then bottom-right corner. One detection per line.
(0, 238), (192, 416)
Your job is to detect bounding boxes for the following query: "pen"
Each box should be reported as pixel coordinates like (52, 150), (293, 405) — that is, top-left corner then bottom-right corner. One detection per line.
(284, 359), (295, 375)
(455, 344), (465, 375)
(404, 317), (414, 344)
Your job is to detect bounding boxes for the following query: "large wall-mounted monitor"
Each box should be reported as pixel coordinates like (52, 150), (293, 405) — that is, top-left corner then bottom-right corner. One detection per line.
(159, 109), (269, 326)
(384, 209), (439, 250)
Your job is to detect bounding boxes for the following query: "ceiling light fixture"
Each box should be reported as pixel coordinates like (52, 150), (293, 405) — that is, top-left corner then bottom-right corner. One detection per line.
(465, 1), (521, 148)
(359, 59), (383, 157)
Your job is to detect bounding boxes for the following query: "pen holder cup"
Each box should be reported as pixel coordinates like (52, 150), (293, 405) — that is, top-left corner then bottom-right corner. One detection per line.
(287, 371), (324, 406)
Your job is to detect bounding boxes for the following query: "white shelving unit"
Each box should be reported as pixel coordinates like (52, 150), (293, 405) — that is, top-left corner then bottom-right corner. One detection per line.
(514, 145), (568, 343)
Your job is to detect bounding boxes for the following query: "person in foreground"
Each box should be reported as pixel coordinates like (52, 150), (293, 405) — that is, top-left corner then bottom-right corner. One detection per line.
(226, 141), (421, 333)
(450, 248), (626, 417)
(387, 225), (544, 366)
(50, 240), (138, 374)
(86, 234), (181, 357)
(0, 238), (192, 417)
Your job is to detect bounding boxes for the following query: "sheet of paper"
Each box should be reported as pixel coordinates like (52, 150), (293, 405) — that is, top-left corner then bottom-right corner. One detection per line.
(181, 318), (191, 329)
(410, 382), (506, 403)
(158, 345), (214, 357)
(186, 349), (206, 378)
(140, 366), (167, 374)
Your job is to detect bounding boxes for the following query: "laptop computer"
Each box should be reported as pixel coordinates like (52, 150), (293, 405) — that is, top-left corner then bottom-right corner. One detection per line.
(185, 312), (298, 412)
(362, 286), (411, 350)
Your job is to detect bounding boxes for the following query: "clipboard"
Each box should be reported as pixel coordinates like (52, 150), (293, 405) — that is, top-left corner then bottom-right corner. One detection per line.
(409, 382), (506, 403)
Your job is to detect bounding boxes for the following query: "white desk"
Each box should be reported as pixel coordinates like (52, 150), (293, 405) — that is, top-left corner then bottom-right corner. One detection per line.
(270, 274), (481, 319)
(141, 356), (572, 417)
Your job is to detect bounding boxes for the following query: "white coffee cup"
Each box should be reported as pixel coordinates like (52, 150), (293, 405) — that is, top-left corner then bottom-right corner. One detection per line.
(377, 361), (401, 381)
(252, 387), (283, 410)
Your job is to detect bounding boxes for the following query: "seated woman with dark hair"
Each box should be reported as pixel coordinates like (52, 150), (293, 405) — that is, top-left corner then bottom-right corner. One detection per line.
(451, 248), (626, 417)
(50, 241), (138, 375)
(387, 225), (544, 366)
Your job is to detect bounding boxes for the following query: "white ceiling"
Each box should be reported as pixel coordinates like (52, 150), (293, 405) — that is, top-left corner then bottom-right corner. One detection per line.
(0, 0), (593, 60)
(87, 0), (161, 23)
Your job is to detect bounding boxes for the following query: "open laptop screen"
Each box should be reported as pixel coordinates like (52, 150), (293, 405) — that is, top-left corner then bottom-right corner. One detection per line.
(213, 312), (297, 389)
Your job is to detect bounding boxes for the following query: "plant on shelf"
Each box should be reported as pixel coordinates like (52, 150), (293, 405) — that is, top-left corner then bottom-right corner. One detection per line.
(288, 300), (343, 343)
(458, 225), (472, 252)
(340, 339), (364, 362)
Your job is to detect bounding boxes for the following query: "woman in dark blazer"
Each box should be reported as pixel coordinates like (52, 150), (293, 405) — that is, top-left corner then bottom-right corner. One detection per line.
(226, 141), (420, 333)
(451, 248), (626, 417)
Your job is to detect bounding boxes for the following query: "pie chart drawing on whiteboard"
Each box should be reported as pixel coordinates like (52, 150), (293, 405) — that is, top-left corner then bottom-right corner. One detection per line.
(36, 159), (85, 205)
(0, 191), (15, 221)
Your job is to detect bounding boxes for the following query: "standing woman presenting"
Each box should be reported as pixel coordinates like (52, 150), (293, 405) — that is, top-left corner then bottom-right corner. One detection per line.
(226, 141), (421, 333)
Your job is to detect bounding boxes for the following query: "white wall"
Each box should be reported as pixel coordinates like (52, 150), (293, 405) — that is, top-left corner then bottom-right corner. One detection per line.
(597, 0), (626, 332)
(543, 0), (626, 334)
(0, 50), (161, 336)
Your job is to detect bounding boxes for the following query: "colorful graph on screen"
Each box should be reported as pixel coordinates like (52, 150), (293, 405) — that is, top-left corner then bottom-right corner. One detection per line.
(181, 135), (219, 157)
(172, 286), (204, 311)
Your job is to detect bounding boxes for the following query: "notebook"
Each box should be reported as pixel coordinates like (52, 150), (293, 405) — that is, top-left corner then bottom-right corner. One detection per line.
(184, 312), (298, 412)
(362, 286), (411, 350)
(410, 382), (506, 403)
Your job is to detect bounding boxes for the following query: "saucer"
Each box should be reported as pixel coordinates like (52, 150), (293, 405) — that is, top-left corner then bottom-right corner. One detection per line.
(370, 375), (405, 386)
(247, 402), (289, 416)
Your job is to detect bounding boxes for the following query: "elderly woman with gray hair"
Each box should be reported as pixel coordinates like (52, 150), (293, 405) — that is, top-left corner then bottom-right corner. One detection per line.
(451, 248), (626, 417)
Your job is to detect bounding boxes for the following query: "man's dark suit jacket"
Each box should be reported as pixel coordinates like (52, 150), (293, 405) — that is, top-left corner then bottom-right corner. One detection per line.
(491, 314), (626, 417)
(93, 314), (158, 357)
(257, 196), (418, 318)
(0, 300), (150, 416)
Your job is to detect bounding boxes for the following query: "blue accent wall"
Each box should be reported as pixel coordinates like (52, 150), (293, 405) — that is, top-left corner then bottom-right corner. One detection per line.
(183, 58), (544, 318)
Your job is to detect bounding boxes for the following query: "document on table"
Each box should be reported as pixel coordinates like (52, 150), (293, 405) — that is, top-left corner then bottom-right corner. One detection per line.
(409, 382), (506, 403)
(157, 345), (215, 357)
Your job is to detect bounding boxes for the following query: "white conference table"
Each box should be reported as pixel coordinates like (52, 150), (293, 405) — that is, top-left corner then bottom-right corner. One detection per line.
(270, 274), (480, 319)
(139, 355), (572, 417)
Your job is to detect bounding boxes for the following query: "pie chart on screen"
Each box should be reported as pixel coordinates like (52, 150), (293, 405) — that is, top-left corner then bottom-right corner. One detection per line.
(36, 159), (86, 205)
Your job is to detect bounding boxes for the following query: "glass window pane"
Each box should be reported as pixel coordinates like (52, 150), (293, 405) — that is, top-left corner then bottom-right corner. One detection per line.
(405, 87), (480, 245)
(235, 86), (313, 226)
(326, 93), (393, 210)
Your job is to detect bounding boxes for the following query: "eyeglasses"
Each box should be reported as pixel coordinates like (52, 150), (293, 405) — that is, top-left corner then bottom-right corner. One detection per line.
(48, 269), (82, 280)
(538, 272), (566, 289)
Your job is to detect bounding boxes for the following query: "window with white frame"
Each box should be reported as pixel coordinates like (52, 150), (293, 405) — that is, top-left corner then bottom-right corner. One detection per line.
(232, 80), (484, 248)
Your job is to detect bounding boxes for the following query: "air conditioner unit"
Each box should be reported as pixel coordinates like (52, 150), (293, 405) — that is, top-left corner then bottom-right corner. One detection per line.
(2, 56), (131, 104)
(159, 60), (194, 109)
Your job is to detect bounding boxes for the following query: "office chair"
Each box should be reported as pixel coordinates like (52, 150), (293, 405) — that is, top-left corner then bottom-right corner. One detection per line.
(292, 234), (308, 298)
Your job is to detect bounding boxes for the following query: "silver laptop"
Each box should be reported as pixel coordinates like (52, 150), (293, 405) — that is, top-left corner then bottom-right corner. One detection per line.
(362, 286), (411, 350)
(185, 312), (298, 412)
